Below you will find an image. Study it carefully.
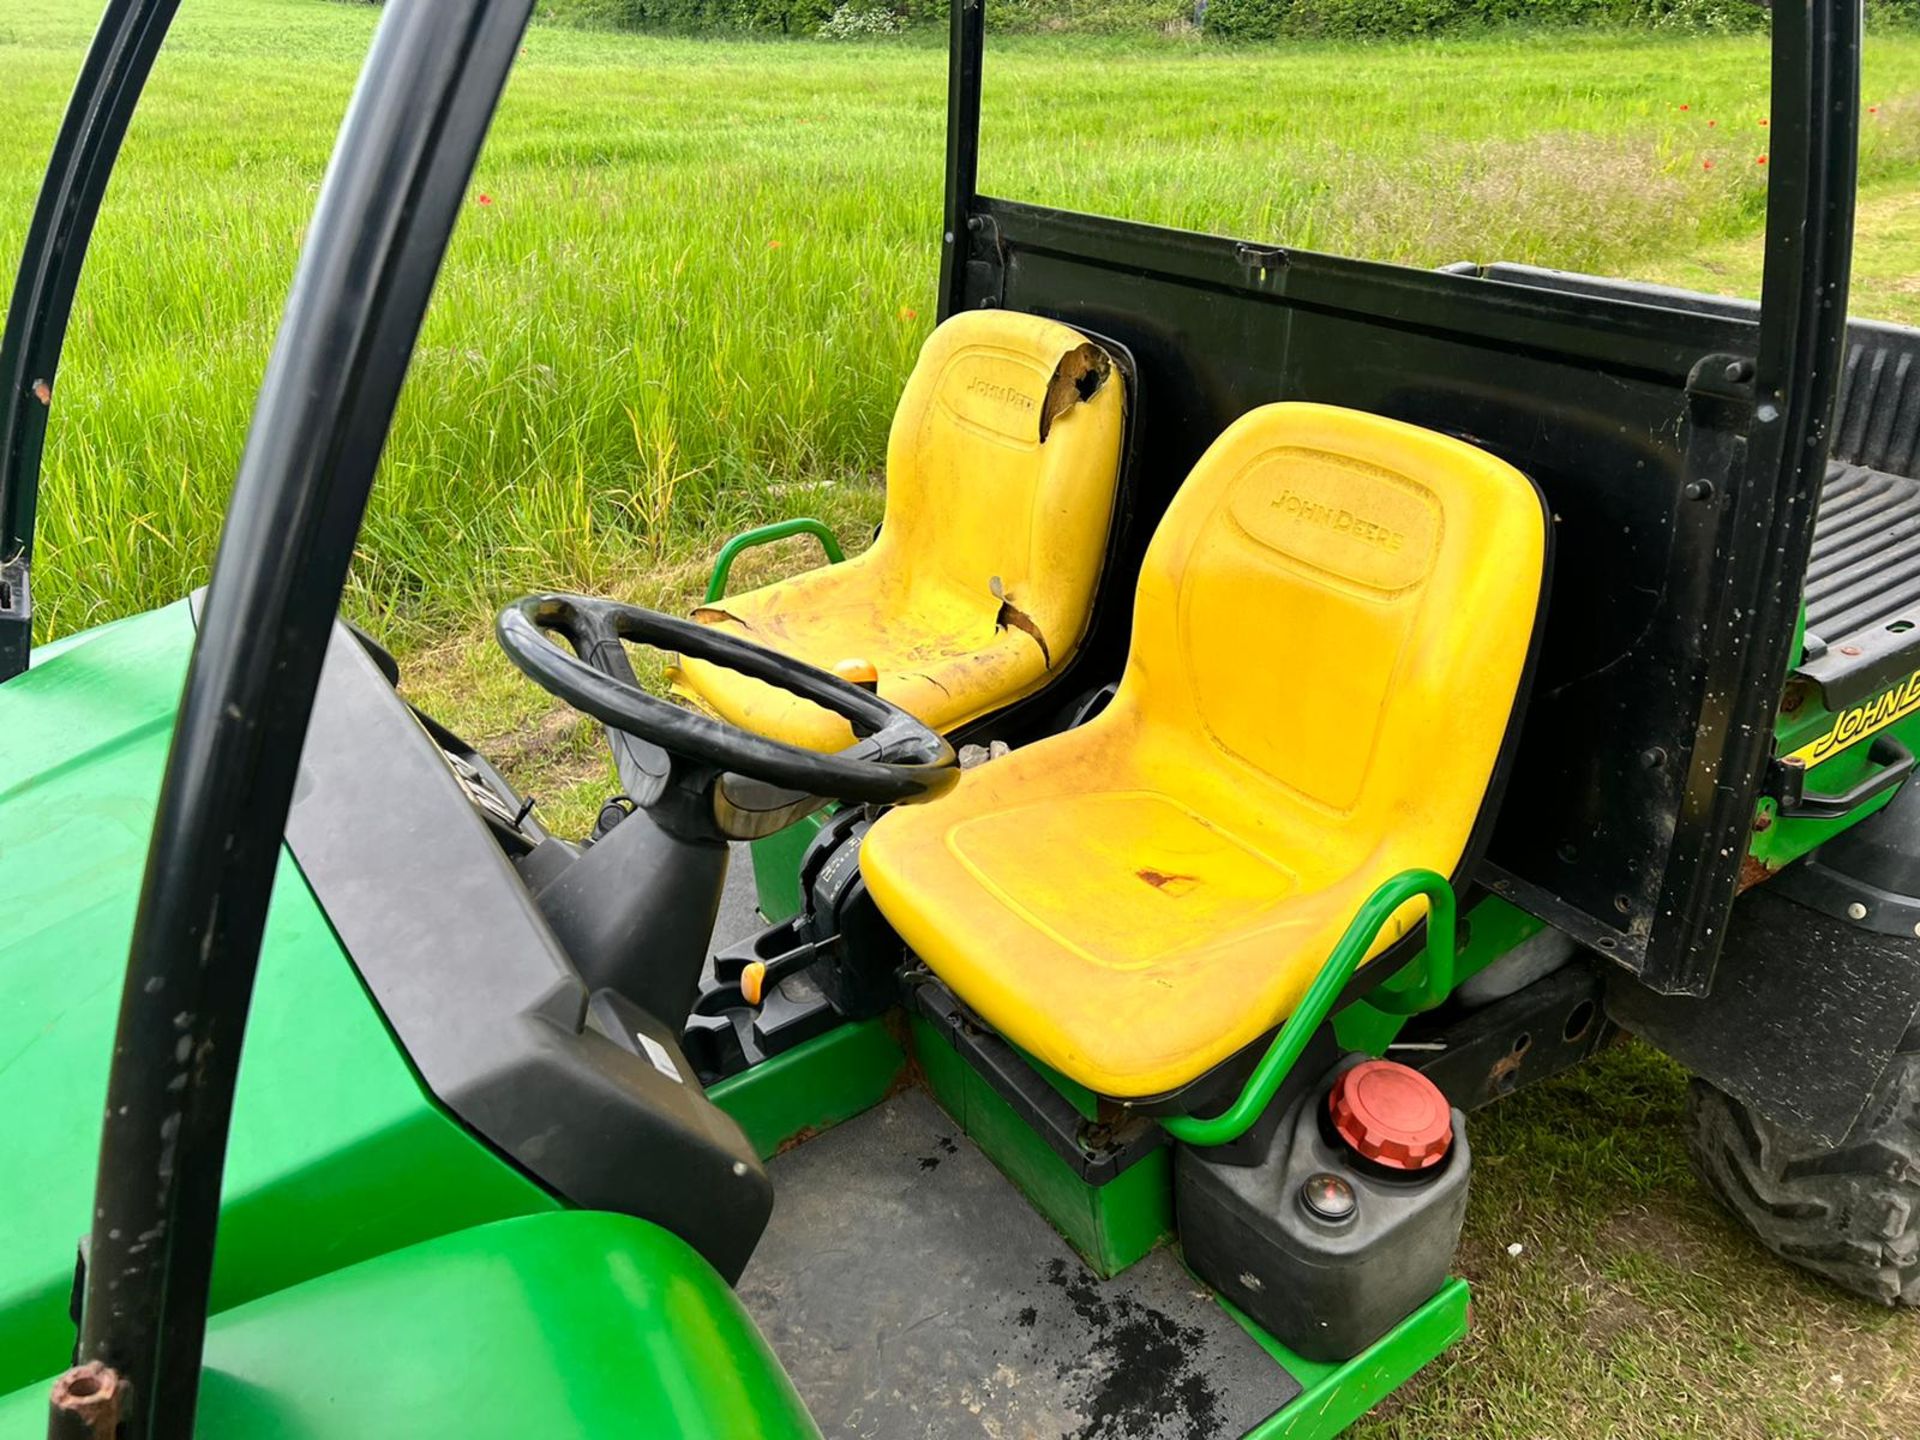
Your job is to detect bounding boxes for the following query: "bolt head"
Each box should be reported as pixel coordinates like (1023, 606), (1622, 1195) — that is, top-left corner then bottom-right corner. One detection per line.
(1847, 901), (1869, 921)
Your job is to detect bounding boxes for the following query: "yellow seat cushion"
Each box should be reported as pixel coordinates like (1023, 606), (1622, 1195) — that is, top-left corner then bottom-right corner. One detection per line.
(668, 311), (1125, 751)
(859, 402), (1546, 1099)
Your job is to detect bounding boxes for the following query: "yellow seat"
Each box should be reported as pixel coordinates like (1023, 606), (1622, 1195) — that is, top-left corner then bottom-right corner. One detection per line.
(859, 402), (1546, 1099)
(669, 311), (1126, 751)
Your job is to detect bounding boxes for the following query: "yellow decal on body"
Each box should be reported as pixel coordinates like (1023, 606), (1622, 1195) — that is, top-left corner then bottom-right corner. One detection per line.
(1788, 667), (1920, 767)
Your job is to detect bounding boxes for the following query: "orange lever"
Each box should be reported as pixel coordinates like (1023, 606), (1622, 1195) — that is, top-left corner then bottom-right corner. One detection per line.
(741, 961), (767, 1007)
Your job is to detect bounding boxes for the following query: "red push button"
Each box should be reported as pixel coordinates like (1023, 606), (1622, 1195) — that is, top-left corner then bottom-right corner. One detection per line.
(1328, 1060), (1453, 1172)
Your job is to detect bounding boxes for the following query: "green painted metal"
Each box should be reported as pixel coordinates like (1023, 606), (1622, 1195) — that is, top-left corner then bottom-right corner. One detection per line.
(1229, 1277), (1472, 1439)
(1334, 894), (1544, 1056)
(705, 517), (845, 604)
(0, 604), (554, 1394)
(750, 807), (829, 922)
(1752, 699), (1920, 875)
(911, 1014), (1171, 1277)
(1164, 870), (1457, 1147)
(0, 1212), (821, 1439)
(709, 1017), (906, 1159)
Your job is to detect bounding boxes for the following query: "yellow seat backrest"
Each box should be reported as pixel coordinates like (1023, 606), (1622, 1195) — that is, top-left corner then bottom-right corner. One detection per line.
(856, 310), (1125, 664)
(1121, 402), (1544, 879)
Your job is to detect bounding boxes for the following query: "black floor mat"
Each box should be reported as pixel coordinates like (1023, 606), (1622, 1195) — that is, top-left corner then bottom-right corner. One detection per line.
(739, 1090), (1301, 1440)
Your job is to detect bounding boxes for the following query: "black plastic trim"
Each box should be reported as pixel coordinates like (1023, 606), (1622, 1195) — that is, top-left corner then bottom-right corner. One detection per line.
(286, 627), (771, 1280)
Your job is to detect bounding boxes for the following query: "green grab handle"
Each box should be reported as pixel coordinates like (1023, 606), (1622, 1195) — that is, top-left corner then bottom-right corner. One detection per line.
(1160, 867), (1457, 1147)
(704, 518), (846, 604)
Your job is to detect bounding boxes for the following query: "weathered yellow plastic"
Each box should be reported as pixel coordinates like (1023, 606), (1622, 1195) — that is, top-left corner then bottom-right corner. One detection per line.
(669, 311), (1125, 750)
(861, 403), (1545, 1099)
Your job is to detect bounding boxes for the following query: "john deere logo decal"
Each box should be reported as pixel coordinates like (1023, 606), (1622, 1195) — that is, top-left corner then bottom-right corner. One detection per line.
(1270, 489), (1407, 552)
(1788, 667), (1920, 767)
(964, 376), (1034, 412)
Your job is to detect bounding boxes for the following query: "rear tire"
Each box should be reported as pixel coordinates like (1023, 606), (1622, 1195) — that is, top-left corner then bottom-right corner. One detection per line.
(1685, 1052), (1920, 1307)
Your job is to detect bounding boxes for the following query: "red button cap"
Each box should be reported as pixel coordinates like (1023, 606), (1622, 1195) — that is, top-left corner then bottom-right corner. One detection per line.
(1328, 1060), (1453, 1171)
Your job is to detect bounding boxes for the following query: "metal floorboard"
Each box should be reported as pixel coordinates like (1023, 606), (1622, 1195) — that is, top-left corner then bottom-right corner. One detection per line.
(739, 1090), (1300, 1440)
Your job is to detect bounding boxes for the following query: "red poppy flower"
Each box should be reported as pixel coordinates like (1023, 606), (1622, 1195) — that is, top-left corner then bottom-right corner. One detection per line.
(1759, 118), (1769, 126)
(899, 306), (918, 320)
(1871, 105), (1881, 115)
(1756, 155), (1768, 165)
(767, 240), (783, 249)
(1680, 104), (1690, 111)
(1707, 119), (1717, 127)
(1702, 159), (1714, 171)
(475, 193), (494, 206)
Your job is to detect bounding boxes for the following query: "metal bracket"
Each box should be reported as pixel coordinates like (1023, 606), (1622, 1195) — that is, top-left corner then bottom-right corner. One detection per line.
(1685, 351), (1758, 417)
(1234, 242), (1291, 286)
(0, 553), (29, 682)
(963, 212), (1006, 310)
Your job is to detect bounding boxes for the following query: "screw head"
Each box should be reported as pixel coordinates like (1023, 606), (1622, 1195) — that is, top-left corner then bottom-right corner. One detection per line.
(1847, 901), (1869, 921)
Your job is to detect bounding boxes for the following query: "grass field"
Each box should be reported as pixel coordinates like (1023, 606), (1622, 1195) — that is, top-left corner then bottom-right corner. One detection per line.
(4, 1), (1920, 1434)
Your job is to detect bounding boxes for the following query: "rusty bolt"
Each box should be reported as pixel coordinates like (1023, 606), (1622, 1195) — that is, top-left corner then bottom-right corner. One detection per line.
(1754, 810), (1774, 832)
(49, 1362), (122, 1440)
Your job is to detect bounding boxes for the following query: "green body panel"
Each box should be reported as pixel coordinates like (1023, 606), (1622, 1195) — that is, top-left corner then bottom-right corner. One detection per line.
(0, 605), (553, 1393)
(0, 1213), (821, 1440)
(708, 1017), (905, 1158)
(750, 807), (829, 922)
(1234, 1277), (1472, 1439)
(910, 1014), (1172, 1277)
(1334, 894), (1546, 1056)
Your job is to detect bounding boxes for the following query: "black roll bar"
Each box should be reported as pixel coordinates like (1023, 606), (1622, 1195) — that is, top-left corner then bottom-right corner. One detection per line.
(56, 2), (536, 1435)
(937, 0), (984, 318)
(0, 0), (185, 684)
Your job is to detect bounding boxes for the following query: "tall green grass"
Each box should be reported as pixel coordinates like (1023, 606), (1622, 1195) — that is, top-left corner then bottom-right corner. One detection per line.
(7, 0), (1920, 643)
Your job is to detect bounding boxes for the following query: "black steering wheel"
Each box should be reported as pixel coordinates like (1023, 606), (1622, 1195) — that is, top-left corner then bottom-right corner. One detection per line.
(496, 593), (957, 832)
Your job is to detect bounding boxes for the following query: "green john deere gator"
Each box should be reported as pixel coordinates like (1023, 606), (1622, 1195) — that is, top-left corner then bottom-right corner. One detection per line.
(0, 1), (1912, 1436)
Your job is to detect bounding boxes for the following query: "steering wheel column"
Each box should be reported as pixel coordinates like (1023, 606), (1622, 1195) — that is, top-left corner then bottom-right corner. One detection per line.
(495, 592), (957, 1035)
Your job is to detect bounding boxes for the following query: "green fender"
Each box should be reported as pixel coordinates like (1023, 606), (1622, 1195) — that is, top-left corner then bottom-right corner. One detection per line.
(0, 1212), (819, 1438)
(0, 604), (553, 1391)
